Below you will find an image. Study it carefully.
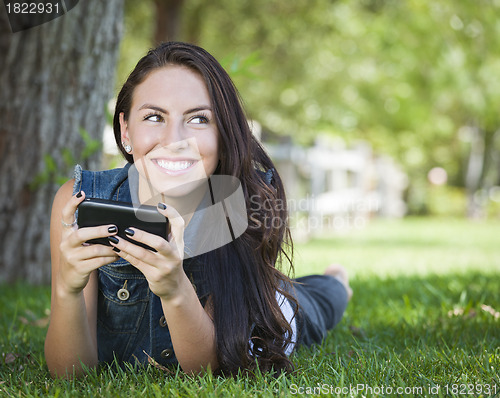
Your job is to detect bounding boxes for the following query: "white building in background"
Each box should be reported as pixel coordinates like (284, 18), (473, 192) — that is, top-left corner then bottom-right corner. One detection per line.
(262, 134), (408, 238)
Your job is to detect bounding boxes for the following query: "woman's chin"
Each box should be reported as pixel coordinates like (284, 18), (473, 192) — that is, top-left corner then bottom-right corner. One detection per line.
(152, 178), (209, 201)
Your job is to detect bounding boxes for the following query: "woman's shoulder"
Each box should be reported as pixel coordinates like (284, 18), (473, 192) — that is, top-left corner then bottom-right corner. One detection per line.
(73, 163), (132, 185)
(50, 179), (75, 233)
(53, 178), (75, 208)
(73, 163), (132, 199)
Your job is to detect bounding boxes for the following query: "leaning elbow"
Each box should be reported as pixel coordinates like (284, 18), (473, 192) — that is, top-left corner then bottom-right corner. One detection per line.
(46, 362), (90, 380)
(45, 348), (94, 379)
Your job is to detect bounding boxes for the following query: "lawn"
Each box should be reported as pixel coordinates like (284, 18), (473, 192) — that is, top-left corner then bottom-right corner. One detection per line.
(1, 217), (499, 397)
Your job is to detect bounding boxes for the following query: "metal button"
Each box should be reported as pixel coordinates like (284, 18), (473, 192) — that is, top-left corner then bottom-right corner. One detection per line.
(117, 288), (130, 301)
(159, 316), (167, 327)
(161, 348), (173, 359)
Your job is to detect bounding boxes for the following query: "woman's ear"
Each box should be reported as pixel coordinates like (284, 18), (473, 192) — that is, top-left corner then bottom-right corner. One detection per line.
(119, 112), (130, 145)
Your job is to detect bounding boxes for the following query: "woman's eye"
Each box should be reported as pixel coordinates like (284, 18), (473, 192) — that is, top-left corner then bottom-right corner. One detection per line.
(144, 113), (163, 122)
(189, 115), (209, 124)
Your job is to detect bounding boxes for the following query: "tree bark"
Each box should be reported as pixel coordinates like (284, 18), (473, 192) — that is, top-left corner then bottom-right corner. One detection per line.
(0, 0), (123, 284)
(153, 0), (184, 43)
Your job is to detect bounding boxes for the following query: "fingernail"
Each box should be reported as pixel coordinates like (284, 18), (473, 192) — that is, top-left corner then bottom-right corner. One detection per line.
(108, 236), (119, 244)
(124, 228), (134, 236)
(76, 191), (83, 198)
(158, 203), (167, 210)
(108, 226), (117, 234)
(113, 247), (120, 253)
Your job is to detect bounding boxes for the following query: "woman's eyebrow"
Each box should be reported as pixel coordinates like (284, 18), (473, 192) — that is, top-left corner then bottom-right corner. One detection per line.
(138, 103), (167, 113)
(137, 104), (212, 115)
(184, 106), (212, 115)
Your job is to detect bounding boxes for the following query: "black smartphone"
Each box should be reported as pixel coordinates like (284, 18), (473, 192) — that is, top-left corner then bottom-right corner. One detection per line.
(77, 198), (168, 251)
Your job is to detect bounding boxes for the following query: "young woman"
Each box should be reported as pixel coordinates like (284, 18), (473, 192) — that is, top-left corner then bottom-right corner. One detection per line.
(45, 41), (351, 378)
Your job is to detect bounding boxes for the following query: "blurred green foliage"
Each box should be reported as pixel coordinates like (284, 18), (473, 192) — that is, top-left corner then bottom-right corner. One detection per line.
(116, 0), (500, 216)
(115, 0), (155, 91)
(30, 128), (102, 190)
(426, 186), (468, 218)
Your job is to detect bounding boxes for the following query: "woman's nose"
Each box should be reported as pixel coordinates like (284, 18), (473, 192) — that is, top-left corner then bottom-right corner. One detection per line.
(160, 121), (188, 150)
(166, 138), (189, 152)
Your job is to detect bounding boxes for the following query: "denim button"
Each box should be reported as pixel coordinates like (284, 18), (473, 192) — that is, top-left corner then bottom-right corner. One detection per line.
(117, 288), (130, 301)
(161, 348), (173, 359)
(159, 316), (167, 327)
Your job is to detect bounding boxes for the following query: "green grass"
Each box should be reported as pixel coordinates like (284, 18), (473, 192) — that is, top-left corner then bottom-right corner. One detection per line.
(1, 217), (499, 397)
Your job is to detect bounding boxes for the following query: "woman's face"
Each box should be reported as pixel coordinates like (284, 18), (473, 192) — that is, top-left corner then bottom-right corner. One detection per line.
(120, 66), (219, 200)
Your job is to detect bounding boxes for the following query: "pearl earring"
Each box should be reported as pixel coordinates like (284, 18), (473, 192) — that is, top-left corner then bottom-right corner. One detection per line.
(122, 142), (132, 153)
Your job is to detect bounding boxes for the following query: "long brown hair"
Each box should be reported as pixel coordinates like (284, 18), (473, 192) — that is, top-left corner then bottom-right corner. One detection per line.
(113, 42), (296, 375)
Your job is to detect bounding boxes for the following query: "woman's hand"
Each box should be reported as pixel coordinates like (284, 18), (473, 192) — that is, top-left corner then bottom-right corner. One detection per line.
(107, 203), (186, 300)
(58, 191), (120, 294)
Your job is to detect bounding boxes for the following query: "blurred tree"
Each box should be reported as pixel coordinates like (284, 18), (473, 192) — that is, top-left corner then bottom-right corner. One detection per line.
(117, 0), (155, 88)
(153, 0), (184, 43)
(178, 0), (500, 216)
(116, 0), (184, 88)
(0, 1), (123, 283)
(343, 0), (500, 217)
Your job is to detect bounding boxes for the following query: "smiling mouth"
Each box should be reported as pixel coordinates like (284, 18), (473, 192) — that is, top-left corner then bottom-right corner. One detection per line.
(154, 159), (197, 173)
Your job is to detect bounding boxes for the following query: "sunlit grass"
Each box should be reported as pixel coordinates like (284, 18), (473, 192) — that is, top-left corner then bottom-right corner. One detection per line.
(292, 217), (500, 278)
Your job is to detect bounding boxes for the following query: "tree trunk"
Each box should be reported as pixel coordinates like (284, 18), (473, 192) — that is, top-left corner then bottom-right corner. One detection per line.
(153, 0), (184, 43)
(465, 126), (485, 218)
(0, 0), (123, 284)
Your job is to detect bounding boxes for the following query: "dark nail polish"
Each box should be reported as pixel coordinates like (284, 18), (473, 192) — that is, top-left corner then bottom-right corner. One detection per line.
(108, 226), (117, 234)
(125, 228), (134, 236)
(108, 236), (119, 244)
(113, 247), (120, 253)
(76, 191), (83, 198)
(158, 203), (167, 210)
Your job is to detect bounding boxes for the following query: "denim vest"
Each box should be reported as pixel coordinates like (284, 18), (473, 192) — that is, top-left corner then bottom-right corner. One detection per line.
(73, 163), (208, 367)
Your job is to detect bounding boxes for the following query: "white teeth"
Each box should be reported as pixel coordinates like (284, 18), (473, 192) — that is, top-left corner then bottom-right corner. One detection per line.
(157, 160), (194, 171)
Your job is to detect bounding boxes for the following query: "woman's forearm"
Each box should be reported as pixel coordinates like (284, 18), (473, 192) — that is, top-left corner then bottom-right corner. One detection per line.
(160, 273), (218, 373)
(44, 283), (98, 378)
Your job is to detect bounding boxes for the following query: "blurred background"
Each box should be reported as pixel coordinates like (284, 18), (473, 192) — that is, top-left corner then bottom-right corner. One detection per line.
(117, 0), (500, 220)
(1, 0), (499, 283)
